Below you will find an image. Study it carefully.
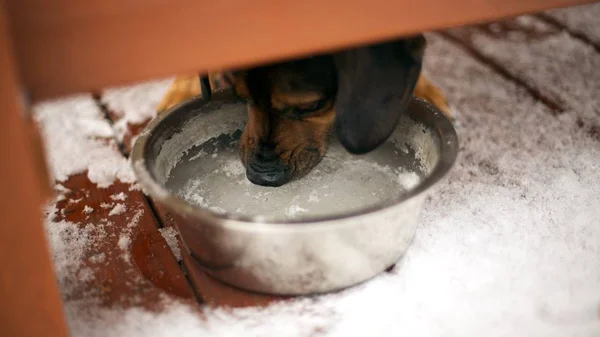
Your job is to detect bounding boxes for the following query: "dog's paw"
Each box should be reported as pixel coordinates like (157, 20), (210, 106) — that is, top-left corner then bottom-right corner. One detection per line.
(156, 75), (202, 114)
(414, 75), (453, 119)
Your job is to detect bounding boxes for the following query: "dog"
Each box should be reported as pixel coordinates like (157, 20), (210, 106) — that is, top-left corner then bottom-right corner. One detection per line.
(156, 35), (451, 187)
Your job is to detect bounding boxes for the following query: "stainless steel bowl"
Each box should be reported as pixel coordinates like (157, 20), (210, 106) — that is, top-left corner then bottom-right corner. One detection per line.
(131, 91), (458, 295)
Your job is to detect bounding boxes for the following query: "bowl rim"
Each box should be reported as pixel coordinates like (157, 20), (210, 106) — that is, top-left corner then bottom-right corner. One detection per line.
(131, 92), (459, 226)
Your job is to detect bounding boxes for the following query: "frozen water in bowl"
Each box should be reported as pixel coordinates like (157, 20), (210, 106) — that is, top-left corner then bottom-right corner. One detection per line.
(165, 128), (427, 221)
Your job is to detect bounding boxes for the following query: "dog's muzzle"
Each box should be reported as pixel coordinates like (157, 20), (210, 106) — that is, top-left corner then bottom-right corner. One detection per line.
(246, 144), (289, 187)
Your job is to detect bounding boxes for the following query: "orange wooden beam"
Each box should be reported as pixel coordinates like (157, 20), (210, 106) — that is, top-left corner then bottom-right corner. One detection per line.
(7, 0), (597, 102)
(0, 2), (69, 336)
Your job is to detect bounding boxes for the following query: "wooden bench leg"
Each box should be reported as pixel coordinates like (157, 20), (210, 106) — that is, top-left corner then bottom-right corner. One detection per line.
(0, 5), (69, 337)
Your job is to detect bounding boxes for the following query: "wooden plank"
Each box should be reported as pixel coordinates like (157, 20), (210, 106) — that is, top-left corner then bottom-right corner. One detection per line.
(0, 4), (69, 336)
(438, 26), (566, 115)
(99, 78), (173, 154)
(417, 32), (600, 337)
(32, 94), (198, 328)
(542, 2), (600, 50)
(6, 0), (596, 101)
(443, 12), (600, 136)
(48, 173), (196, 307)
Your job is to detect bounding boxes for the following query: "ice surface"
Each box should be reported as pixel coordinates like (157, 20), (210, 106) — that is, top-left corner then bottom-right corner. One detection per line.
(167, 132), (424, 221)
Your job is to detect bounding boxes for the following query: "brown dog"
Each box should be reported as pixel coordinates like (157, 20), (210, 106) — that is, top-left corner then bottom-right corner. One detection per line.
(157, 35), (451, 187)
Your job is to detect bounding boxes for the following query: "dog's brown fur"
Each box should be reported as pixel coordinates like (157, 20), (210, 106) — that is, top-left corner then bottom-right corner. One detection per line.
(156, 47), (451, 186)
(156, 73), (451, 118)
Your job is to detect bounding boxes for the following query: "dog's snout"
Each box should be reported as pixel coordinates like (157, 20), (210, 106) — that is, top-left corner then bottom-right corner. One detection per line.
(254, 143), (278, 162)
(246, 144), (289, 187)
(246, 162), (288, 187)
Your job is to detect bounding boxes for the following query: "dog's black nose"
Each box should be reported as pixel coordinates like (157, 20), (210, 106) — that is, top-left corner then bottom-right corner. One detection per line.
(246, 164), (287, 187)
(246, 145), (289, 187)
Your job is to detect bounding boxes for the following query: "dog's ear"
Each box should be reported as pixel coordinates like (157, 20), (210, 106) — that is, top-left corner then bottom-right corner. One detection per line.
(223, 71), (250, 99)
(333, 35), (426, 154)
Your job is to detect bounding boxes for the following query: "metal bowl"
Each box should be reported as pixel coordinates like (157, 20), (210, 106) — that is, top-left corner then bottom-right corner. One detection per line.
(131, 91), (458, 295)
